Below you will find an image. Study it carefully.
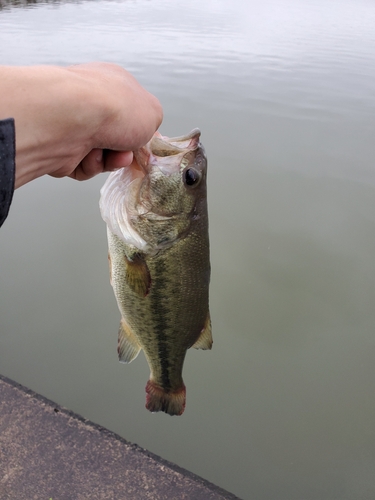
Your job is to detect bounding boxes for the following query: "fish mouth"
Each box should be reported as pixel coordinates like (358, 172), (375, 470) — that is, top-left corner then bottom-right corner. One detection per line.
(151, 128), (201, 155)
(99, 129), (204, 251)
(133, 128), (202, 176)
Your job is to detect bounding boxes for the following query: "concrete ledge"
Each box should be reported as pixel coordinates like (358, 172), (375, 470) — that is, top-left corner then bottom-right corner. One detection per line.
(0, 375), (239, 499)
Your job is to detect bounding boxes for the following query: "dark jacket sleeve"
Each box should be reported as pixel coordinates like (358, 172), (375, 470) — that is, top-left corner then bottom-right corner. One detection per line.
(0, 118), (16, 228)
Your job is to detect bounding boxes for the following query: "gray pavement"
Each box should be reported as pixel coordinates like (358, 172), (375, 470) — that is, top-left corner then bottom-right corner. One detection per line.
(0, 375), (239, 500)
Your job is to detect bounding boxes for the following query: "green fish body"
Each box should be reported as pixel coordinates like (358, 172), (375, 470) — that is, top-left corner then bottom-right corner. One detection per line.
(100, 129), (211, 416)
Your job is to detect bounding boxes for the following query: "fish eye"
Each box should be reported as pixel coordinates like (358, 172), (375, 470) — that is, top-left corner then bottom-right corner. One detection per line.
(184, 168), (201, 187)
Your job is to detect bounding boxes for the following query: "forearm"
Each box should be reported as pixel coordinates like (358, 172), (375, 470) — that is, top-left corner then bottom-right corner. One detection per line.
(0, 63), (162, 188)
(0, 65), (105, 187)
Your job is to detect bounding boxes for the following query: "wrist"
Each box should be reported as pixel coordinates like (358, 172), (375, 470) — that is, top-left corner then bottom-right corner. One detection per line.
(0, 65), (104, 187)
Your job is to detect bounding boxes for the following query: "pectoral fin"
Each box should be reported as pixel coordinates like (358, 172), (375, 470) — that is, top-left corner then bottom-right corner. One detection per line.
(192, 312), (213, 350)
(118, 317), (141, 363)
(125, 253), (151, 297)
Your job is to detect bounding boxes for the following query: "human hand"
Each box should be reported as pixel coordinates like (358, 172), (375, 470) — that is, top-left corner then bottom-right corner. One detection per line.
(0, 63), (163, 187)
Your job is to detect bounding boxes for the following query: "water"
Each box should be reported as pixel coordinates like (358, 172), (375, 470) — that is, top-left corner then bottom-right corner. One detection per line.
(1, 1), (375, 498)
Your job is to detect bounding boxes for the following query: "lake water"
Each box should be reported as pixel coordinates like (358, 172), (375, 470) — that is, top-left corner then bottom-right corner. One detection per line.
(1, 1), (375, 498)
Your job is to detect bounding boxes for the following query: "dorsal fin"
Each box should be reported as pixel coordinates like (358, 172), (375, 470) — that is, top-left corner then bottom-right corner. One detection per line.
(192, 312), (213, 350)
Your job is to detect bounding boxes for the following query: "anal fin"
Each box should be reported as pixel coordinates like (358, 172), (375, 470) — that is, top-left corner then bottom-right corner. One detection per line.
(192, 311), (213, 350)
(118, 317), (141, 363)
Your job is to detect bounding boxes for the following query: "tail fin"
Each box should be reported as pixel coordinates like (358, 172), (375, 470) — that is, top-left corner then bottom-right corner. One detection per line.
(145, 380), (186, 416)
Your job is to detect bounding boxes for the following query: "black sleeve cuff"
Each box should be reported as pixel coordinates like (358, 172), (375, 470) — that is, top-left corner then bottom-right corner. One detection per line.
(0, 118), (16, 228)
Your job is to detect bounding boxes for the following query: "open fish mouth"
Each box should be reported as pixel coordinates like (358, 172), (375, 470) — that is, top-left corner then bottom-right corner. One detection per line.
(151, 128), (201, 153)
(99, 128), (205, 252)
(134, 128), (202, 176)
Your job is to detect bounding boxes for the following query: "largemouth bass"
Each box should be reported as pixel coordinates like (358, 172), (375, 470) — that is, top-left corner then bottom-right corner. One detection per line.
(99, 129), (211, 416)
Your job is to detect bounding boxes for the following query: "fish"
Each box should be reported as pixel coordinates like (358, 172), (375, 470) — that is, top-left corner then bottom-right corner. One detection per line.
(99, 128), (212, 416)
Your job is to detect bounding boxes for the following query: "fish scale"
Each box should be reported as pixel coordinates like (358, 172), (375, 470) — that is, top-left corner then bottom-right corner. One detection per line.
(100, 129), (212, 416)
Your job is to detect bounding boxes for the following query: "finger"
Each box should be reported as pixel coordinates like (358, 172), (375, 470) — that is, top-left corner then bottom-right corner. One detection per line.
(69, 149), (135, 181)
(69, 148), (105, 181)
(103, 150), (134, 172)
